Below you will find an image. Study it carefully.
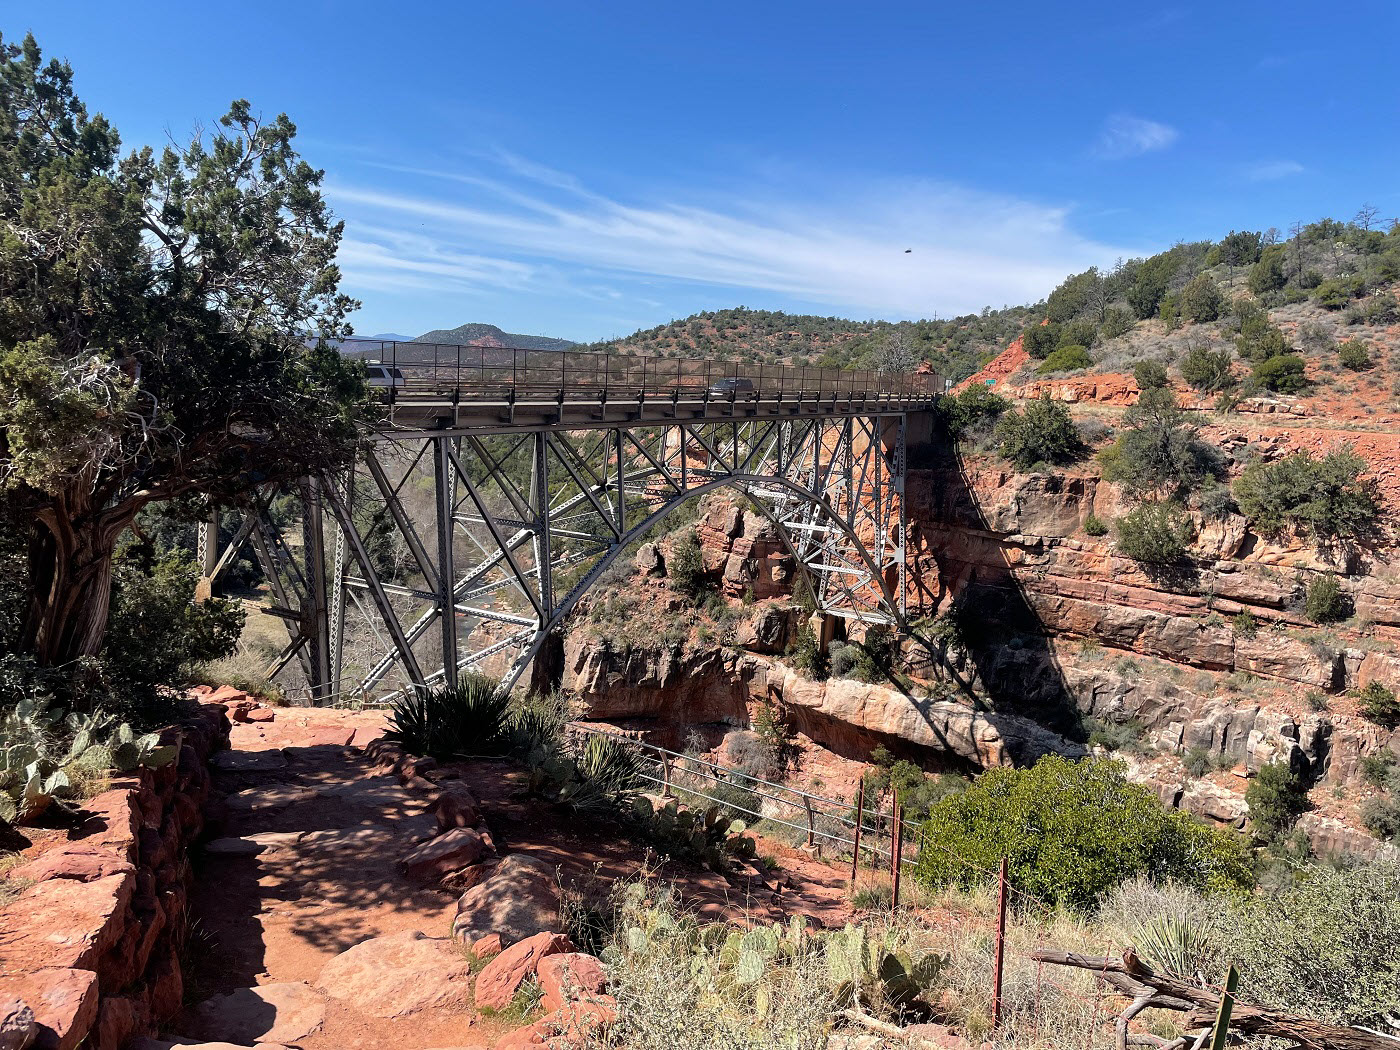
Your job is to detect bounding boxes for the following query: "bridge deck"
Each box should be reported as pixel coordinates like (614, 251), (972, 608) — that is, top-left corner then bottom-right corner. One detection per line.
(338, 337), (943, 431)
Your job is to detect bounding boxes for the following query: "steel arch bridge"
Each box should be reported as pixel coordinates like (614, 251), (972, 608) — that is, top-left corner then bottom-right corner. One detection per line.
(200, 339), (942, 702)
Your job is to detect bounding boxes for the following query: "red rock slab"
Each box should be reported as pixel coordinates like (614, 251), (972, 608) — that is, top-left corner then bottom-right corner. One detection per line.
(0, 967), (99, 1050)
(472, 932), (572, 1011)
(495, 996), (617, 1049)
(399, 828), (489, 883)
(0, 872), (134, 972)
(536, 953), (607, 1013)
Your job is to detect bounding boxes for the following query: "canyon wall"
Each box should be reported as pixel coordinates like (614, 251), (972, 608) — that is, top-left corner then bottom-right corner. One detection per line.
(566, 451), (1400, 854)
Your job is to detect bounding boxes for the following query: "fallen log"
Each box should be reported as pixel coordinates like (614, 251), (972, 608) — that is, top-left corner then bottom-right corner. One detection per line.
(1030, 949), (1400, 1050)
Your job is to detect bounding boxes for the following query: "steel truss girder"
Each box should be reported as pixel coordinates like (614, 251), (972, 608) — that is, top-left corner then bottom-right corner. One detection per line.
(239, 412), (910, 703)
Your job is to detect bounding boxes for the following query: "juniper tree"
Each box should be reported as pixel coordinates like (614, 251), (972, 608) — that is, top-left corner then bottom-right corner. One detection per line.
(0, 33), (369, 678)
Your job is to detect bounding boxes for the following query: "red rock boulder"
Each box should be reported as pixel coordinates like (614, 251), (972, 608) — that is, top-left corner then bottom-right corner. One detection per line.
(472, 932), (572, 1012)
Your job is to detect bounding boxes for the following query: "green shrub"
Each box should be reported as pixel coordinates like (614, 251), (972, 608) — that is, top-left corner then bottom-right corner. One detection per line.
(1100, 305), (1135, 339)
(1314, 275), (1365, 310)
(914, 755), (1251, 910)
(1247, 248), (1287, 294)
(936, 384), (1010, 439)
(828, 641), (857, 679)
(1252, 353), (1307, 393)
(384, 674), (509, 759)
(1245, 760), (1308, 841)
(1361, 796), (1400, 841)
(1220, 860), (1400, 1024)
(850, 624), (897, 683)
(1178, 274), (1225, 323)
(1098, 388), (1221, 499)
(99, 551), (245, 725)
(1184, 747), (1214, 778)
(1232, 447), (1380, 543)
(1356, 681), (1400, 728)
(1083, 514), (1109, 536)
(993, 396), (1084, 470)
(1115, 503), (1193, 565)
(1359, 750), (1398, 787)
(1231, 610), (1258, 638)
(863, 755), (966, 821)
(1303, 573), (1351, 623)
(1231, 300), (1289, 363)
(1037, 344), (1091, 374)
(1022, 323), (1060, 359)
(668, 530), (708, 601)
(1179, 345), (1236, 392)
(1132, 359), (1169, 390)
(786, 623), (828, 681)
(1337, 339), (1372, 370)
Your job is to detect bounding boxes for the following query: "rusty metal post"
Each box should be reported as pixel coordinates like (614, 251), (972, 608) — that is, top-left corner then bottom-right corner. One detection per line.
(661, 754), (673, 798)
(992, 856), (1009, 1029)
(803, 795), (815, 848)
(891, 788), (902, 908)
(850, 779), (865, 891)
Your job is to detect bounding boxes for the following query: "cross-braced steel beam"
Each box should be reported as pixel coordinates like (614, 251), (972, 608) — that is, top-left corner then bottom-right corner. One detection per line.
(224, 408), (917, 703)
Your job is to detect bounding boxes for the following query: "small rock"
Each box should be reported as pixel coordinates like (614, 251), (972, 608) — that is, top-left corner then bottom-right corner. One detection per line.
(399, 828), (489, 883)
(10, 849), (132, 885)
(634, 543), (663, 576)
(536, 953), (607, 1012)
(432, 783), (481, 831)
(469, 934), (503, 961)
(245, 709), (276, 723)
(187, 983), (325, 1044)
(472, 932), (573, 1011)
(316, 930), (471, 1018)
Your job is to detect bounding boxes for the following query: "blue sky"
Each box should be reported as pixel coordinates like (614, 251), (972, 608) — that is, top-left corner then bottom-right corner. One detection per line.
(16, 2), (1400, 341)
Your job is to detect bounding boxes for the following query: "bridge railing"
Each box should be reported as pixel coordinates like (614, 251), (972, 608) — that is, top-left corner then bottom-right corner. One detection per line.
(336, 337), (942, 403)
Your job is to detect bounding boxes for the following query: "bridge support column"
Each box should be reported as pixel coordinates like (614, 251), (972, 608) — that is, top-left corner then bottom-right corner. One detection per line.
(434, 434), (459, 690)
(300, 477), (333, 704)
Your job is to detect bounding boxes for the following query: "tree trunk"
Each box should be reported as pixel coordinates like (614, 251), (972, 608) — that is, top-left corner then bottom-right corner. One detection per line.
(21, 507), (130, 671)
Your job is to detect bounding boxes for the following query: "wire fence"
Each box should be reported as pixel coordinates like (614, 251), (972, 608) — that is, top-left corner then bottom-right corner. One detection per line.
(570, 722), (921, 871)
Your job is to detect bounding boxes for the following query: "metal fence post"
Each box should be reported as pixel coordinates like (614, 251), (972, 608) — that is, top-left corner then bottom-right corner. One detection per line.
(992, 856), (1009, 1029)
(890, 788), (902, 907)
(850, 779), (864, 891)
(804, 795), (815, 848)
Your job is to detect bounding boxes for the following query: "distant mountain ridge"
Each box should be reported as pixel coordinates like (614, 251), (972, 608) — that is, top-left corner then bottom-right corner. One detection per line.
(412, 322), (577, 352)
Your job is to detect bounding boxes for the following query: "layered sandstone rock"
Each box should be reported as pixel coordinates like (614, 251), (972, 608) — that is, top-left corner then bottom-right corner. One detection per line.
(0, 703), (229, 1050)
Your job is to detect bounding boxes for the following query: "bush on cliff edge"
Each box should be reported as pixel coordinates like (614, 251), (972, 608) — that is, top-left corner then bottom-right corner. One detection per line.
(914, 754), (1252, 910)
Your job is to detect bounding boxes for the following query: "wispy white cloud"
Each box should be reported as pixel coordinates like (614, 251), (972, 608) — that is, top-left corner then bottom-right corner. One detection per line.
(328, 157), (1139, 322)
(1242, 159), (1305, 182)
(1093, 114), (1179, 160)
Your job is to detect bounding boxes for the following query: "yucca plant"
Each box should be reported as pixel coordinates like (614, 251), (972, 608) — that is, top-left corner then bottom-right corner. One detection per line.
(384, 673), (510, 759)
(1133, 912), (1218, 982)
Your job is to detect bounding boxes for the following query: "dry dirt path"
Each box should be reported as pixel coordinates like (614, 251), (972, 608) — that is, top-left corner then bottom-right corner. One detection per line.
(167, 704), (857, 1050)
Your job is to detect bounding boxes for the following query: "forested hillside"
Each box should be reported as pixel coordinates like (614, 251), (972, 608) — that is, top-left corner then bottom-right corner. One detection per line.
(1007, 213), (1400, 386)
(586, 305), (1036, 384)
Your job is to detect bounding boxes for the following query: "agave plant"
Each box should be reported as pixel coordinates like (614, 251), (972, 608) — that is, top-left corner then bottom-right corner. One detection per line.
(384, 673), (510, 759)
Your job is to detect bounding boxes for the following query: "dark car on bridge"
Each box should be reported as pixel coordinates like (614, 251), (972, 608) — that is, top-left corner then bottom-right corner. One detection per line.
(708, 376), (756, 400)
